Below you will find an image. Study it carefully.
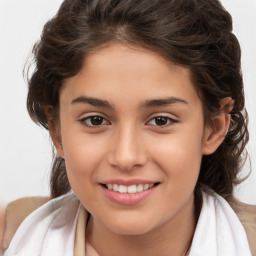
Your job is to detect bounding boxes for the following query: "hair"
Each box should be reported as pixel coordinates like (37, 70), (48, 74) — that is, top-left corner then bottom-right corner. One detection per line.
(27, 0), (249, 200)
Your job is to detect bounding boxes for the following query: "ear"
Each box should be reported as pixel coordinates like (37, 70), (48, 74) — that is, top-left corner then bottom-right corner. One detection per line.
(45, 106), (65, 159)
(202, 97), (234, 155)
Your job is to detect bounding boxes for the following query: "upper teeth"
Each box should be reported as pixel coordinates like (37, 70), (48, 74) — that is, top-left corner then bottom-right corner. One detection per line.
(106, 184), (154, 193)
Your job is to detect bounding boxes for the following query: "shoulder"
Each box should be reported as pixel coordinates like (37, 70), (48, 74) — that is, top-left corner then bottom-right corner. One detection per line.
(1, 193), (80, 256)
(201, 188), (256, 255)
(0, 197), (49, 254)
(229, 199), (256, 255)
(0, 208), (6, 255)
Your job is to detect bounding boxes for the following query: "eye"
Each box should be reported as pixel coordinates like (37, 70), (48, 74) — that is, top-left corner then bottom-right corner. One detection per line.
(147, 116), (177, 127)
(79, 115), (109, 127)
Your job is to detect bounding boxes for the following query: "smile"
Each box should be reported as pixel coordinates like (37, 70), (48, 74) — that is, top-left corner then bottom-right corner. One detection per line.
(103, 183), (156, 193)
(100, 182), (159, 205)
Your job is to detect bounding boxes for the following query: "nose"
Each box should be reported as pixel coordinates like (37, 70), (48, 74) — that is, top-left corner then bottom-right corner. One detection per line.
(107, 125), (147, 172)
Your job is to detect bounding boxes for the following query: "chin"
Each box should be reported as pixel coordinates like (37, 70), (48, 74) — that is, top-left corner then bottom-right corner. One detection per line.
(105, 216), (156, 236)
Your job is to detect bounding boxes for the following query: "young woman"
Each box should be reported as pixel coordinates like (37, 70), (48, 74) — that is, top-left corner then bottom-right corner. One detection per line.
(1, 0), (255, 255)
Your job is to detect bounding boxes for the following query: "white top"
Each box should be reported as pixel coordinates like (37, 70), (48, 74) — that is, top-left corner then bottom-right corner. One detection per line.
(4, 190), (252, 256)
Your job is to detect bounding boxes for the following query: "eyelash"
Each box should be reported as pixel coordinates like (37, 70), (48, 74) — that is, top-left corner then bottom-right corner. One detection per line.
(147, 116), (178, 127)
(79, 115), (178, 128)
(79, 116), (110, 127)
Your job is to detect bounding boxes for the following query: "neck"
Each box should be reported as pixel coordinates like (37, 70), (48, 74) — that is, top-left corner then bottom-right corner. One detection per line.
(87, 195), (196, 256)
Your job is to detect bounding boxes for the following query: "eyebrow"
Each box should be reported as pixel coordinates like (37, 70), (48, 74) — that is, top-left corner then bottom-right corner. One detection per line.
(140, 97), (188, 108)
(71, 96), (188, 110)
(71, 96), (115, 110)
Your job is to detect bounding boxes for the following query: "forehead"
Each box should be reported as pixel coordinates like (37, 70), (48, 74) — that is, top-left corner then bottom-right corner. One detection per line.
(61, 43), (200, 108)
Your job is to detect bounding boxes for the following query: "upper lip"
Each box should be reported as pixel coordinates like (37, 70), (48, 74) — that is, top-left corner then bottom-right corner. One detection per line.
(100, 179), (160, 186)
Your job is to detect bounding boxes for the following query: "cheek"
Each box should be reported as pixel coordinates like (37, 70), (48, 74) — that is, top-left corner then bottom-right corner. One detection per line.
(60, 130), (107, 191)
(148, 127), (204, 189)
(62, 136), (108, 211)
(146, 134), (203, 220)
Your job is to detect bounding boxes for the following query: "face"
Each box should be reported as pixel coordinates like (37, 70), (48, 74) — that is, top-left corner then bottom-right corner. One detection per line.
(54, 43), (215, 236)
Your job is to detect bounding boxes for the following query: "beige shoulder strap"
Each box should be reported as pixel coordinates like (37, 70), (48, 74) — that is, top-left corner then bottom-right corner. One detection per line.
(0, 197), (49, 253)
(229, 200), (256, 256)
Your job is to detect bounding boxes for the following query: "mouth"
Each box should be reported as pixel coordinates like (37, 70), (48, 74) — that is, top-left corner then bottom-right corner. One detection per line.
(100, 183), (160, 194)
(100, 181), (160, 205)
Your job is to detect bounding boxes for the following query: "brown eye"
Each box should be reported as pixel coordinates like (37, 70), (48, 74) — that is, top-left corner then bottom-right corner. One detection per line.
(90, 116), (104, 125)
(80, 115), (109, 127)
(147, 116), (178, 127)
(155, 117), (169, 126)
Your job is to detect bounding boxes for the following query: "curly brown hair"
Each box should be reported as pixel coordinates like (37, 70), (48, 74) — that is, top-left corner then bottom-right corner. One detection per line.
(27, 0), (249, 200)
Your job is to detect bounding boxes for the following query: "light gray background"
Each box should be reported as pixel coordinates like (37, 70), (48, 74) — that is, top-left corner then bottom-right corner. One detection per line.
(0, 0), (255, 206)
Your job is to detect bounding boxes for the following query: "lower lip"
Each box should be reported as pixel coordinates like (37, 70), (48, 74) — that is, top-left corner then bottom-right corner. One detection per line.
(101, 185), (157, 205)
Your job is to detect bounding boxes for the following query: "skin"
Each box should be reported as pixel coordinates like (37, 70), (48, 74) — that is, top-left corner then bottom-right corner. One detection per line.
(0, 207), (5, 254)
(49, 43), (231, 256)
